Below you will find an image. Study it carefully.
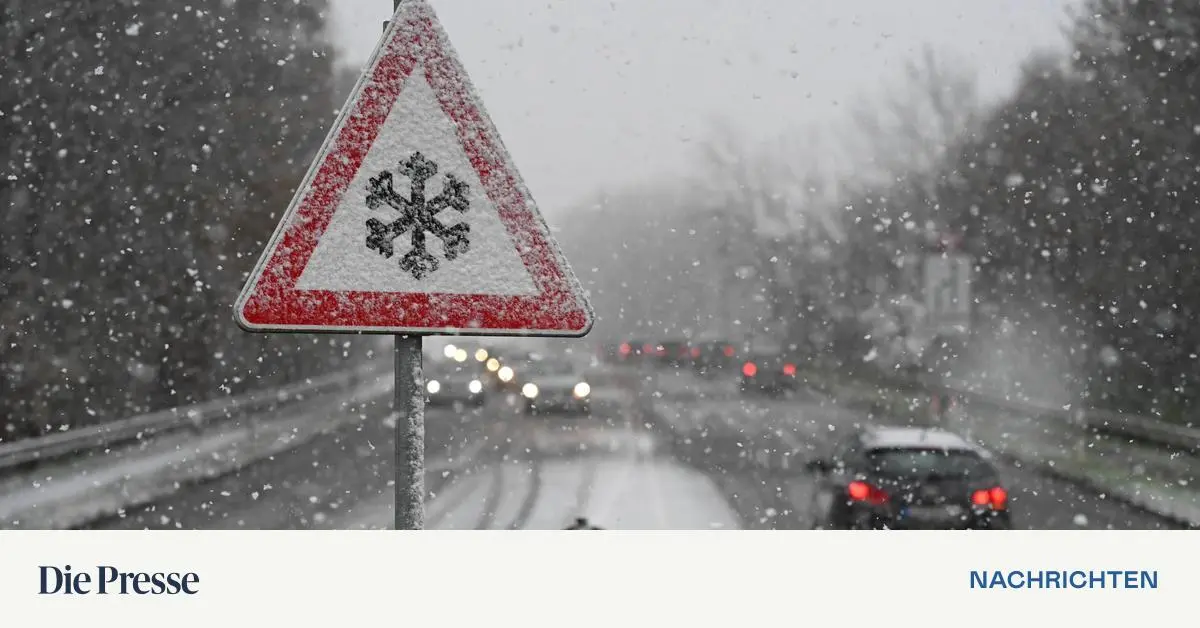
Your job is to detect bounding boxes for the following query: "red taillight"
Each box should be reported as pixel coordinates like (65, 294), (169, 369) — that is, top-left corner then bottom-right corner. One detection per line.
(742, 362), (757, 377)
(848, 481), (889, 505)
(642, 343), (653, 354)
(690, 347), (700, 358)
(972, 487), (1007, 509)
(723, 345), (735, 357)
(783, 363), (797, 376)
(989, 487), (1008, 509)
(619, 343), (631, 356)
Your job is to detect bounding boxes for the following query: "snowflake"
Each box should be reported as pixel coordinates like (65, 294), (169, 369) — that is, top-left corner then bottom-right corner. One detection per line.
(364, 151), (470, 279)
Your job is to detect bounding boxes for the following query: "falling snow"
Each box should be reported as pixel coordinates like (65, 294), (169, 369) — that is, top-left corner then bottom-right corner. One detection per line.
(1, 0), (1197, 534)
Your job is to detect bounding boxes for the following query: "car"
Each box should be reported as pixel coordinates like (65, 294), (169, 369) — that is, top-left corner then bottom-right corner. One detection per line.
(805, 426), (1012, 530)
(738, 347), (799, 396)
(597, 342), (624, 363)
(690, 339), (738, 377)
(656, 339), (692, 367)
(518, 357), (592, 416)
(613, 339), (661, 365)
(425, 364), (488, 408)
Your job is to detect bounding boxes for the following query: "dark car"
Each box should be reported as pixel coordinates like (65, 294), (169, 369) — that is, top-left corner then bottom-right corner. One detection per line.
(657, 339), (692, 367)
(613, 339), (660, 365)
(738, 348), (799, 396)
(518, 357), (592, 416)
(425, 364), (488, 408)
(690, 339), (739, 377)
(805, 426), (1012, 530)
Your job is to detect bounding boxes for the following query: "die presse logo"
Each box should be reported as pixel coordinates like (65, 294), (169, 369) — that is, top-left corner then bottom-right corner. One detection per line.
(39, 564), (200, 596)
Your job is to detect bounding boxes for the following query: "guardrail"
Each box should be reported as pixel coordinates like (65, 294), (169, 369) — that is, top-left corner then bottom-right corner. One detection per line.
(727, 360), (1200, 454)
(0, 360), (389, 471)
(909, 375), (1200, 453)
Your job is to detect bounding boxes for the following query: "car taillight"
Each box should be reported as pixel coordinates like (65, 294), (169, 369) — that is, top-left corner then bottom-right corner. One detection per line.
(619, 343), (631, 356)
(847, 481), (889, 505)
(690, 347), (701, 358)
(742, 362), (757, 377)
(642, 343), (653, 354)
(972, 487), (1008, 509)
(723, 345), (735, 357)
(782, 363), (796, 376)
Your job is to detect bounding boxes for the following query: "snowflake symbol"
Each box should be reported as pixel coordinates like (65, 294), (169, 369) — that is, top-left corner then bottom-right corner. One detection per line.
(364, 151), (470, 280)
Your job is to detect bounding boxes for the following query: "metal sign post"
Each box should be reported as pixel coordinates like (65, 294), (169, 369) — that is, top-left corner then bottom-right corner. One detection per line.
(387, 0), (424, 532)
(394, 334), (424, 529)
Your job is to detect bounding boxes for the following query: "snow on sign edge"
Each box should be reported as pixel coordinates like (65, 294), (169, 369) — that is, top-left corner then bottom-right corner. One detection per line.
(232, 0), (594, 337)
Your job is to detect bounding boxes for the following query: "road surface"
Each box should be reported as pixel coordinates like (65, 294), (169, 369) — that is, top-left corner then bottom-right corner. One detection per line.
(84, 373), (1181, 530)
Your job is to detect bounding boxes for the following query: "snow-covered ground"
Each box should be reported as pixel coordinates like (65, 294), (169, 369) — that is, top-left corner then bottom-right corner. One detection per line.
(22, 362), (1182, 531)
(333, 426), (740, 530)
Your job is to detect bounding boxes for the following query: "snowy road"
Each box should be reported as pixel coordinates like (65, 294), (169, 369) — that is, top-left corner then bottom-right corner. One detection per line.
(84, 387), (742, 530)
(82, 374), (1181, 530)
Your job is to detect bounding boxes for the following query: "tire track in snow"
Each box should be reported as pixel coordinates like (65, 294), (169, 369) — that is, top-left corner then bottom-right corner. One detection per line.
(569, 457), (599, 524)
(507, 458), (543, 529)
(427, 433), (506, 529)
(473, 438), (513, 530)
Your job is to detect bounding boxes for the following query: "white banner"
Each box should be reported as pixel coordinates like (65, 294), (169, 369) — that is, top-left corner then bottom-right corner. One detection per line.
(0, 531), (1189, 627)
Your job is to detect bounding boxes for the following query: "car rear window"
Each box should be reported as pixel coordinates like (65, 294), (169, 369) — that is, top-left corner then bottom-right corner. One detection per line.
(865, 448), (994, 480)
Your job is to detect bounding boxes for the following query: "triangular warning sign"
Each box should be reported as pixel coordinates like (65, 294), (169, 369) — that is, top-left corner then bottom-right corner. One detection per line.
(235, 0), (593, 337)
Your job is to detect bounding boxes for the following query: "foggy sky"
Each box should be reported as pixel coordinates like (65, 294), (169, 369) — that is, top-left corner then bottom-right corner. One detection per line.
(330, 0), (1078, 214)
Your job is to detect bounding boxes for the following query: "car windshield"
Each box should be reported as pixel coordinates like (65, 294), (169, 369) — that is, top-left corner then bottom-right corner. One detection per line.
(865, 448), (993, 480)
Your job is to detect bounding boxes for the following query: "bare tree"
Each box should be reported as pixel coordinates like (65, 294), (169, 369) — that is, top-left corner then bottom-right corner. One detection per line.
(847, 44), (982, 186)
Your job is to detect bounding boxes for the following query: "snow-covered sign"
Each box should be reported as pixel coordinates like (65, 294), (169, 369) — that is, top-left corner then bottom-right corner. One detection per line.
(924, 254), (972, 335)
(234, 0), (592, 337)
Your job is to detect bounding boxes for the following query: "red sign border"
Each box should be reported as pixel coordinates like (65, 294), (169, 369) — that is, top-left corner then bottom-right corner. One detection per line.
(234, 2), (592, 336)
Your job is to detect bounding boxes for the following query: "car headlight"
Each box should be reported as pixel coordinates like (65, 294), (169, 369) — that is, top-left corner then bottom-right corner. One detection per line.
(469, 380), (483, 394)
(573, 382), (591, 398)
(522, 383), (539, 399)
(426, 380), (441, 394)
(498, 366), (514, 382)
